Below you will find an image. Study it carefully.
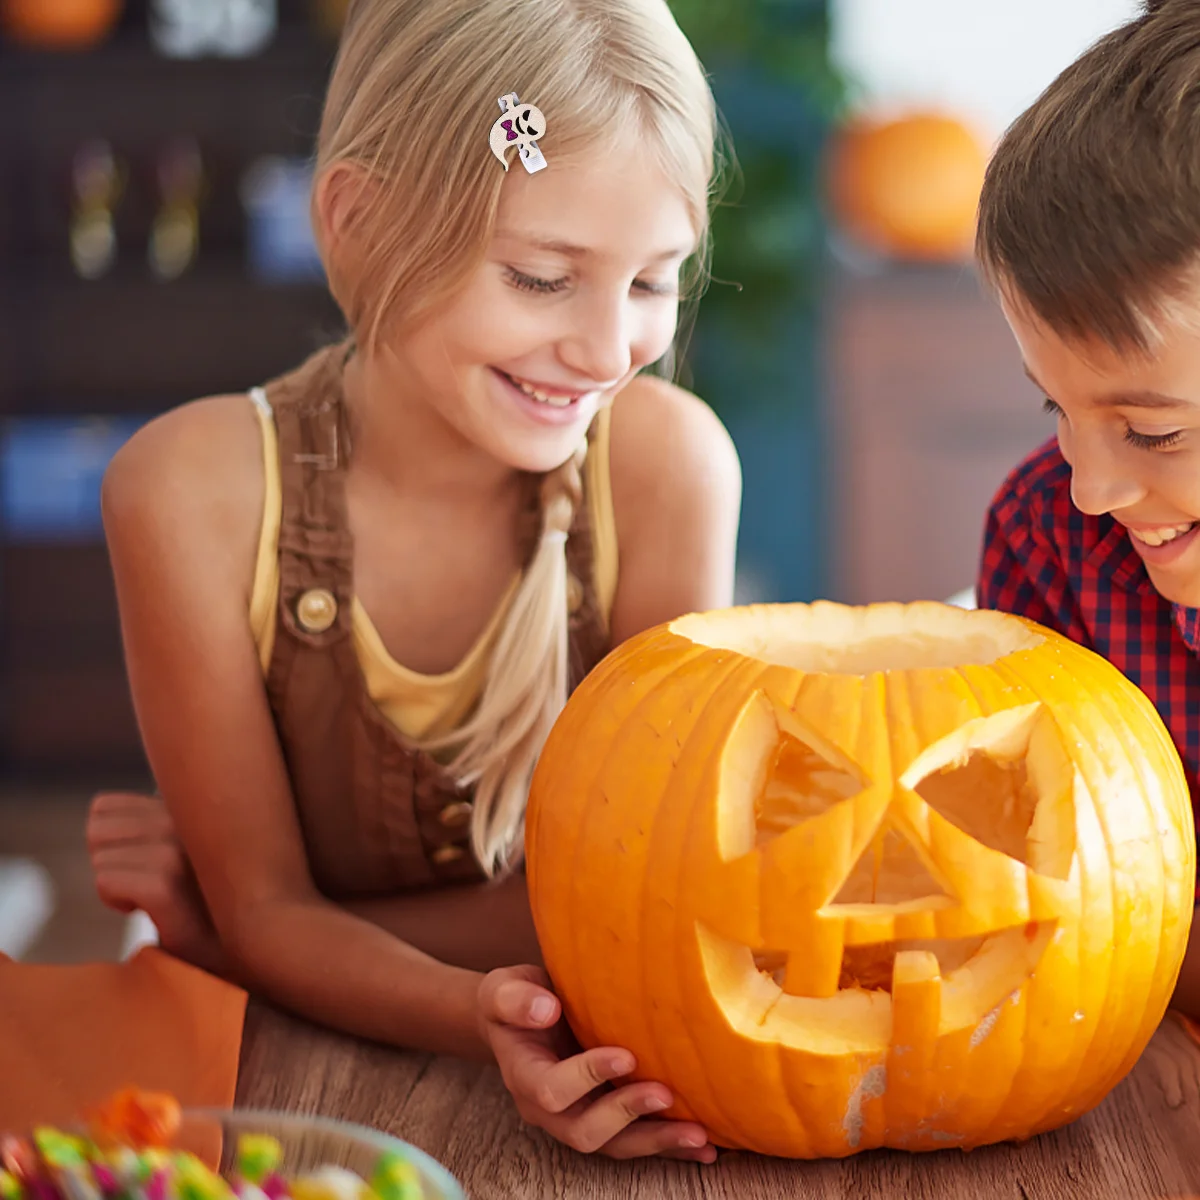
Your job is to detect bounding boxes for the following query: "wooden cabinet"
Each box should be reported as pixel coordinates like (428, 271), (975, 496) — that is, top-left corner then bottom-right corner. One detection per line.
(823, 262), (1051, 605)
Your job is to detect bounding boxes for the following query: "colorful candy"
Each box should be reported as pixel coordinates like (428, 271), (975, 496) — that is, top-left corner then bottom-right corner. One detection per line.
(2, 1092), (434, 1200)
(234, 1139), (279, 1188)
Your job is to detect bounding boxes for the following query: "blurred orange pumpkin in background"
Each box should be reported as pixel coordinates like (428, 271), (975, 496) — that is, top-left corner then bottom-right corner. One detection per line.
(0, 0), (123, 49)
(826, 112), (990, 262)
(312, 0), (350, 38)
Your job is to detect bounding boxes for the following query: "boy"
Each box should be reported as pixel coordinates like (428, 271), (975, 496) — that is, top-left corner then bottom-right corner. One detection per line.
(975, 0), (1200, 1015)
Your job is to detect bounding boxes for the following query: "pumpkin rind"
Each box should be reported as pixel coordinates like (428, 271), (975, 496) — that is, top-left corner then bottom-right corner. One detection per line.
(526, 602), (1195, 1157)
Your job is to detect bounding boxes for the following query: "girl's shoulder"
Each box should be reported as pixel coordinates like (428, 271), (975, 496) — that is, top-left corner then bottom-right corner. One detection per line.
(603, 375), (742, 639)
(102, 393), (267, 592)
(607, 374), (741, 517)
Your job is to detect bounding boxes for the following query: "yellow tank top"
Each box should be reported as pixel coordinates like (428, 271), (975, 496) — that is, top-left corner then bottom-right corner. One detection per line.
(247, 394), (618, 741)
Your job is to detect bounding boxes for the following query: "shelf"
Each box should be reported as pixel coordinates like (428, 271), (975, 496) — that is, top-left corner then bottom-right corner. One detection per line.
(0, 0), (347, 777)
(0, 22), (336, 76)
(0, 266), (343, 411)
(0, 542), (144, 774)
(0, 27), (335, 162)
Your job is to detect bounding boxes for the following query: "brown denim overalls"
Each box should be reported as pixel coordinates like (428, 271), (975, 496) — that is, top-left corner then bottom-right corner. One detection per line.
(257, 343), (610, 898)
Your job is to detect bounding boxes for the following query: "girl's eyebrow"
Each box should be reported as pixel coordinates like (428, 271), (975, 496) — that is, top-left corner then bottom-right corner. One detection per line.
(493, 229), (693, 263)
(1023, 363), (1191, 410)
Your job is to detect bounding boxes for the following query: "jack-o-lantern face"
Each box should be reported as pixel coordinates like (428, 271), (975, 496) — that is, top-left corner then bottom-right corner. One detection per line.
(692, 694), (1069, 1073)
(526, 603), (1195, 1158)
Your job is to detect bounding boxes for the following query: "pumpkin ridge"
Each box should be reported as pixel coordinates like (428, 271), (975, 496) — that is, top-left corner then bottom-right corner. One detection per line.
(979, 652), (1117, 1141)
(752, 671), (823, 1154)
(1031, 637), (1187, 1094)
(1034, 639), (1180, 1104)
(643, 652), (772, 1144)
(561, 636), (711, 1063)
(683, 660), (807, 1150)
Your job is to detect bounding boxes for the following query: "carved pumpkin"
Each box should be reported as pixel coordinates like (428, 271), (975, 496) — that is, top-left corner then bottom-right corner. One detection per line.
(1, 0), (122, 48)
(526, 603), (1195, 1157)
(826, 113), (989, 261)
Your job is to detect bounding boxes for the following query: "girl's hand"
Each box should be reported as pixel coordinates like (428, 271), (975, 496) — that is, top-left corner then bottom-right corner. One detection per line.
(477, 965), (716, 1163)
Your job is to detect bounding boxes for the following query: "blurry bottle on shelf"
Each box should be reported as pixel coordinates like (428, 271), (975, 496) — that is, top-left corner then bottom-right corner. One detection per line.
(0, 0), (123, 50)
(69, 140), (125, 281)
(149, 0), (277, 59)
(148, 136), (205, 281)
(311, 0), (349, 39)
(240, 156), (325, 284)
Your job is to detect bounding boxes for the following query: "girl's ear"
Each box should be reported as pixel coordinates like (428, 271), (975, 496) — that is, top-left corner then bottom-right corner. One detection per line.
(313, 161), (378, 262)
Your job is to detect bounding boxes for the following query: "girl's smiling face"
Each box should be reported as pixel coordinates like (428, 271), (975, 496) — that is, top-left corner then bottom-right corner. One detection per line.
(384, 135), (698, 475)
(1002, 291), (1200, 606)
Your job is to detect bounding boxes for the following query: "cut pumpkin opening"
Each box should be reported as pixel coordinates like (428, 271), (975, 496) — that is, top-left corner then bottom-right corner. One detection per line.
(672, 601), (1043, 674)
(826, 824), (951, 907)
(699, 920), (1055, 1054)
(755, 730), (862, 846)
(754, 932), (988, 993)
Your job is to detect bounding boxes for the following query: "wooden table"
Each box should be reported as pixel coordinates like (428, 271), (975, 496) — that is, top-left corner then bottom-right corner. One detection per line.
(236, 1000), (1200, 1199)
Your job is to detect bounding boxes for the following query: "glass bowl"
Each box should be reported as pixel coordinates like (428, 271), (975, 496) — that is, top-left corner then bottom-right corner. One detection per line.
(170, 1109), (465, 1200)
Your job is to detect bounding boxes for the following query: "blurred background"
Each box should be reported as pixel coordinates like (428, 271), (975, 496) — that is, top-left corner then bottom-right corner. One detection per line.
(0, 0), (1141, 960)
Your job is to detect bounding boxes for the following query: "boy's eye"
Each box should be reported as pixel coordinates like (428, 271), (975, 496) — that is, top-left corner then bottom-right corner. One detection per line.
(1124, 426), (1183, 451)
(1042, 396), (1065, 419)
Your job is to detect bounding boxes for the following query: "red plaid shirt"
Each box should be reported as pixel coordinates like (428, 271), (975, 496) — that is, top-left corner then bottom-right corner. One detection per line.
(978, 437), (1200, 853)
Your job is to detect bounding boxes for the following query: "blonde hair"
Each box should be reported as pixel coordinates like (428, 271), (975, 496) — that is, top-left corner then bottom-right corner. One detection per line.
(314, 0), (721, 874)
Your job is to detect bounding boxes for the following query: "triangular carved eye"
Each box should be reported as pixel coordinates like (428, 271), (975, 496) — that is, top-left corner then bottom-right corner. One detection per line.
(903, 703), (1076, 879)
(717, 692), (865, 862)
(755, 730), (862, 847)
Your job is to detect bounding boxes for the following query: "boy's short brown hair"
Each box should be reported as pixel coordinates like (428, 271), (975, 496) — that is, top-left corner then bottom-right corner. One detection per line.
(976, 0), (1200, 353)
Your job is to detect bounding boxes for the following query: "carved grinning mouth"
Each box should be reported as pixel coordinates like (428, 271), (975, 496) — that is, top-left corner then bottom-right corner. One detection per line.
(697, 920), (1057, 1056)
(752, 926), (1044, 996)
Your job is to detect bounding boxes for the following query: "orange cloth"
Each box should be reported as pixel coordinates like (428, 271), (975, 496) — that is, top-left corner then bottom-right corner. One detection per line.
(1176, 1008), (1200, 1048)
(0, 948), (247, 1129)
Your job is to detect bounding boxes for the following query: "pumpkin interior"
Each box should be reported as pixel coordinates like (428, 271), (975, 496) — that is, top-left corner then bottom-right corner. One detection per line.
(671, 601), (1043, 673)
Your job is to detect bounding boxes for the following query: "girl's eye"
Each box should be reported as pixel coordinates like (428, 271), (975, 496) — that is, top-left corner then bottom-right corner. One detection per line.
(1124, 426), (1183, 451)
(505, 267), (569, 295)
(632, 279), (679, 298)
(504, 267), (680, 298)
(1043, 396), (1065, 419)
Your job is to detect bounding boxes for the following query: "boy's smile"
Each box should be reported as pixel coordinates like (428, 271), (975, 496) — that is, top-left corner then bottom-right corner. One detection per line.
(1000, 291), (1200, 607)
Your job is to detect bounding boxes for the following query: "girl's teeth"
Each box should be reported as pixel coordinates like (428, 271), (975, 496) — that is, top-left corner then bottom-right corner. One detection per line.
(1131, 523), (1195, 547)
(509, 375), (575, 407)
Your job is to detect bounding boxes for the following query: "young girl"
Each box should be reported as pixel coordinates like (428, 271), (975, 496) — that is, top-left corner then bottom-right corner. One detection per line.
(973, 0), (1200, 1015)
(86, 0), (740, 1163)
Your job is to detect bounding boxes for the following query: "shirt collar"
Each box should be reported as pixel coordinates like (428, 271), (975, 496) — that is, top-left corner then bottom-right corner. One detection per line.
(1094, 517), (1200, 651)
(1091, 515), (1151, 592)
(1075, 499), (1200, 652)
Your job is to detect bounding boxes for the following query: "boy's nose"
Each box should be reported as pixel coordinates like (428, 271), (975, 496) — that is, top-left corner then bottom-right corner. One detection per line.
(1067, 435), (1147, 517)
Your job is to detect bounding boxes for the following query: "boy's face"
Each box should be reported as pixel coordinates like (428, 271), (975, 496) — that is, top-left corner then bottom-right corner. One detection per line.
(1002, 293), (1200, 608)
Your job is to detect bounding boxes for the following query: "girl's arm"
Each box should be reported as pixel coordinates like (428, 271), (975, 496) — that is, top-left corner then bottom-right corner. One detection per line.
(102, 397), (487, 1057)
(345, 873), (542, 971)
